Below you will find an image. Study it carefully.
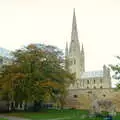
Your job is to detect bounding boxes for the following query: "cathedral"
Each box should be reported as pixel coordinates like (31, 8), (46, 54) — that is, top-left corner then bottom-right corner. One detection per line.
(65, 9), (111, 89)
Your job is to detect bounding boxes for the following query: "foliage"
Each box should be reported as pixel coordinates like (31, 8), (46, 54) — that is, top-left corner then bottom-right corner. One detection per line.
(110, 56), (120, 88)
(0, 44), (74, 108)
(90, 99), (115, 116)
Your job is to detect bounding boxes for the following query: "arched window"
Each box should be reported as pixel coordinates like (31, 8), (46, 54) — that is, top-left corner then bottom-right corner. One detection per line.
(74, 59), (76, 64)
(87, 80), (89, 84)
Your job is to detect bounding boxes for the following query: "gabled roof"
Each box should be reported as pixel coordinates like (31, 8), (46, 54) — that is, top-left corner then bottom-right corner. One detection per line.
(80, 70), (103, 79)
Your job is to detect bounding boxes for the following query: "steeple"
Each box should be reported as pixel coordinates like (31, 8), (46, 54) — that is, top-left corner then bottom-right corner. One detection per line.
(69, 8), (80, 54)
(71, 8), (79, 42)
(68, 8), (81, 79)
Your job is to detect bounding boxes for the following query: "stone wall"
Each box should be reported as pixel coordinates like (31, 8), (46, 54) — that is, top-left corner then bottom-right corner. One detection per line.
(65, 88), (120, 112)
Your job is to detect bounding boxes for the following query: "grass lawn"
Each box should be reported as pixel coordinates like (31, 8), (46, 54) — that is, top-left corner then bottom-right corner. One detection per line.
(3, 109), (120, 120)
(0, 118), (8, 120)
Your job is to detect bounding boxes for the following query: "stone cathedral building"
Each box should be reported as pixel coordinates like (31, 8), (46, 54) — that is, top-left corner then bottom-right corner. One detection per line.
(65, 9), (111, 89)
(63, 9), (119, 110)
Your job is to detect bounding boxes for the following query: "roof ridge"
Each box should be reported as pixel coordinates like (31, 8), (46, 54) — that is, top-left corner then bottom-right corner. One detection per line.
(81, 70), (103, 79)
(85, 70), (103, 73)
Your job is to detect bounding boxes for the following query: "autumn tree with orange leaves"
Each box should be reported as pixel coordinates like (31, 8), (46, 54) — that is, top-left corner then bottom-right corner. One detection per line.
(0, 44), (75, 110)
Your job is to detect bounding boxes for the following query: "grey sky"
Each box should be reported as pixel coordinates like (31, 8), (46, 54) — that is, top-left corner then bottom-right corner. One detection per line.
(0, 0), (120, 86)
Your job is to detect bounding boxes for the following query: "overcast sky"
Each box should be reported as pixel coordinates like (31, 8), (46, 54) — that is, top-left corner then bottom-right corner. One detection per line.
(0, 0), (120, 86)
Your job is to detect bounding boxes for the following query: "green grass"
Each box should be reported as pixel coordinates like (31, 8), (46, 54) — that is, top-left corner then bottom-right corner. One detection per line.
(3, 109), (120, 120)
(0, 118), (8, 120)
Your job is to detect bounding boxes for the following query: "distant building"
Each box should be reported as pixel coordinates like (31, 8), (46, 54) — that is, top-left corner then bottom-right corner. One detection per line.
(65, 9), (111, 89)
(0, 47), (12, 70)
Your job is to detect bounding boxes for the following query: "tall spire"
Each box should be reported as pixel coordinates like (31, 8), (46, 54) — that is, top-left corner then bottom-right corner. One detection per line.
(69, 8), (80, 54)
(68, 9), (81, 79)
(71, 8), (78, 41)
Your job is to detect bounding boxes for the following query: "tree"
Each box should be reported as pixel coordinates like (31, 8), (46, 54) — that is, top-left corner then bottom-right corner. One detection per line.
(0, 44), (74, 110)
(110, 56), (120, 88)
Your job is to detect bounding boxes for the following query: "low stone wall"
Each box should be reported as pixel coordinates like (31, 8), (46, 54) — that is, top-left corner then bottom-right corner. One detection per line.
(65, 88), (120, 112)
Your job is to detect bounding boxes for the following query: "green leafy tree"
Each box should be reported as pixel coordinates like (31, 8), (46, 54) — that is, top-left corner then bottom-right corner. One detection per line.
(110, 56), (120, 88)
(0, 44), (74, 109)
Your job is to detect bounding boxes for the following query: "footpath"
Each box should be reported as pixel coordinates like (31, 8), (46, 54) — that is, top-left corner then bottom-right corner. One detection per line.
(0, 115), (31, 120)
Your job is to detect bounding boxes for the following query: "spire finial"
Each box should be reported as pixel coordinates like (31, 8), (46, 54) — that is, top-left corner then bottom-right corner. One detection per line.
(82, 43), (83, 49)
(73, 8), (75, 13)
(73, 8), (76, 19)
(73, 8), (76, 22)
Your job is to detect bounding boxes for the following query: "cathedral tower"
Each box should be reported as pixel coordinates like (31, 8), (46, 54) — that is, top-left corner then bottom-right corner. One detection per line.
(67, 9), (85, 79)
(65, 9), (111, 90)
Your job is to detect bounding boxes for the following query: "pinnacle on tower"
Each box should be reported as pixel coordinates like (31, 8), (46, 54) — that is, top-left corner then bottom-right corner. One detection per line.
(65, 41), (69, 70)
(65, 41), (68, 57)
(81, 43), (84, 53)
